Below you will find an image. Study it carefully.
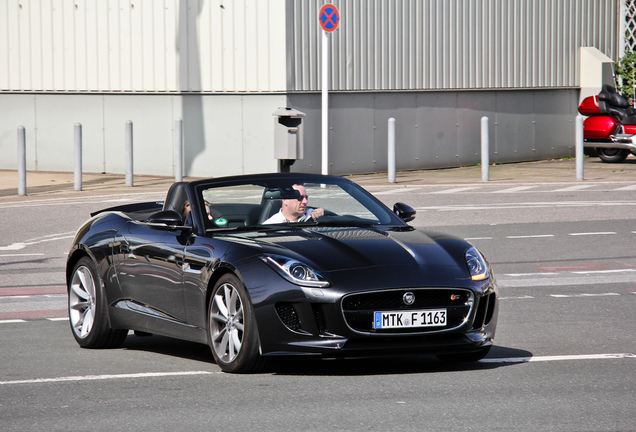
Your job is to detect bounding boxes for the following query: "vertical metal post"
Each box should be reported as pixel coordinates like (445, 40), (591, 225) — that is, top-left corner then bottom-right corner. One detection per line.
(576, 115), (584, 181)
(74, 123), (83, 191)
(17, 126), (26, 196)
(125, 120), (134, 187)
(321, 30), (329, 175)
(388, 118), (396, 183)
(481, 116), (490, 182)
(175, 118), (183, 182)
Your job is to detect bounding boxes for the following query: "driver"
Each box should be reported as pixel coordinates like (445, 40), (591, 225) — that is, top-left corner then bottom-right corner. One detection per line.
(263, 184), (324, 224)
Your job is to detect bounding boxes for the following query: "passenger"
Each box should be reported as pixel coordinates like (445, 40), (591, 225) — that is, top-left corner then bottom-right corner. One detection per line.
(181, 200), (192, 225)
(263, 184), (324, 224)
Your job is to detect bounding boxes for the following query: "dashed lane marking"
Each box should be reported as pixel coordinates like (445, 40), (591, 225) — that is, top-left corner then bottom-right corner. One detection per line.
(568, 232), (617, 236)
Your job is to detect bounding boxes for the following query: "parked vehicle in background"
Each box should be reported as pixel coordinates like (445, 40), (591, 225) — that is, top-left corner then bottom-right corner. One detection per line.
(579, 85), (636, 162)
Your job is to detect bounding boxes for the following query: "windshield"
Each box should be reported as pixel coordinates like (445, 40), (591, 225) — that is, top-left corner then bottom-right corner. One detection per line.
(194, 176), (403, 230)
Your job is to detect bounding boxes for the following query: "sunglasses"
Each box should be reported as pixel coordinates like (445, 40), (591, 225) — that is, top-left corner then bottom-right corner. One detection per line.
(296, 194), (308, 201)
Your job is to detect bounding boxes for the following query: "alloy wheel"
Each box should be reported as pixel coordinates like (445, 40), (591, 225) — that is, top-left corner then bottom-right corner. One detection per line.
(69, 265), (97, 339)
(210, 282), (245, 363)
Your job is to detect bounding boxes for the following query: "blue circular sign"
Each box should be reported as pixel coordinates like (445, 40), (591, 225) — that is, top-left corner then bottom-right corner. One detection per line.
(319, 4), (339, 32)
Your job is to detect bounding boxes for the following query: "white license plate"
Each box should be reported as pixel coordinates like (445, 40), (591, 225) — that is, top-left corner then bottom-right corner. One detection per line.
(373, 309), (447, 329)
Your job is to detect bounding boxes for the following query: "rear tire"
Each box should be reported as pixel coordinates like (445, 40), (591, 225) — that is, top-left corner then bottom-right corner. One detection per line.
(68, 257), (127, 348)
(207, 274), (264, 373)
(597, 148), (629, 163)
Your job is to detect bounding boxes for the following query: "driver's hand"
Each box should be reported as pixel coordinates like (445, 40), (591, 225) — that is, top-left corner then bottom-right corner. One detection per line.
(311, 208), (325, 220)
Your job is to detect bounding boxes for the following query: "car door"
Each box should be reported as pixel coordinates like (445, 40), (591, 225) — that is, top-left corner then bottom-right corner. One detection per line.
(114, 221), (190, 324)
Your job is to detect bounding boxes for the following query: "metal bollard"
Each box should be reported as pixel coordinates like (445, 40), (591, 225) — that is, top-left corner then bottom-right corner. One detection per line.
(388, 118), (396, 183)
(17, 126), (26, 196)
(74, 123), (83, 191)
(481, 116), (489, 182)
(175, 118), (183, 182)
(125, 121), (133, 187)
(575, 115), (584, 181)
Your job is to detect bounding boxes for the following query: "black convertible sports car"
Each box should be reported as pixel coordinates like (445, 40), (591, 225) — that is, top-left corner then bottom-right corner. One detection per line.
(66, 173), (498, 373)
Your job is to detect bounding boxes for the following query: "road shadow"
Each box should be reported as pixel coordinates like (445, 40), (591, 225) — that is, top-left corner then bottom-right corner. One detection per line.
(119, 334), (532, 376)
(267, 345), (533, 376)
(120, 333), (214, 365)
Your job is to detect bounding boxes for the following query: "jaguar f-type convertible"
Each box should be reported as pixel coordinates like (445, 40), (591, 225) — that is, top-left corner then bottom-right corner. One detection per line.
(66, 173), (498, 373)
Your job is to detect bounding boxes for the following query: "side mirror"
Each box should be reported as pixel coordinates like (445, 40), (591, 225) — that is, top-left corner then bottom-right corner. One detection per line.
(393, 202), (416, 223)
(147, 210), (190, 231)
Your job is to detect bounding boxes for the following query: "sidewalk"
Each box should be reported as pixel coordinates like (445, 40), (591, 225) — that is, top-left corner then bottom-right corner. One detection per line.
(1, 157), (635, 199)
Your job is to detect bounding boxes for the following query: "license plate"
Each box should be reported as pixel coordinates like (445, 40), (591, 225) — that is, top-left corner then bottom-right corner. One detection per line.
(373, 309), (447, 329)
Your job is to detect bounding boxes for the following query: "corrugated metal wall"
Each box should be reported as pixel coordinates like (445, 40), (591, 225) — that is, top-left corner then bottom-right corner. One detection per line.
(0, 0), (288, 92)
(0, 0), (620, 93)
(291, 0), (620, 91)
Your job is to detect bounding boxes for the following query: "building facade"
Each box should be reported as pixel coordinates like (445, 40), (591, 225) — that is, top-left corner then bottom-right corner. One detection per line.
(0, 0), (623, 176)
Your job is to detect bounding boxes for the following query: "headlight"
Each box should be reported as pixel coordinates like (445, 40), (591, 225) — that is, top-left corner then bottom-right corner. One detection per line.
(260, 255), (330, 288)
(465, 247), (489, 281)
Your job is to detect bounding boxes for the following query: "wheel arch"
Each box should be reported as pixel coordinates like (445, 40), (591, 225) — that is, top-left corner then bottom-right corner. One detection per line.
(66, 246), (93, 287)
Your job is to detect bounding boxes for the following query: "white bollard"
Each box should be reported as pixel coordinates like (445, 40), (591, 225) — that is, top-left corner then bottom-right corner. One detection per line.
(481, 116), (489, 182)
(17, 126), (26, 196)
(575, 115), (584, 181)
(74, 123), (82, 191)
(388, 118), (396, 183)
(125, 121), (134, 187)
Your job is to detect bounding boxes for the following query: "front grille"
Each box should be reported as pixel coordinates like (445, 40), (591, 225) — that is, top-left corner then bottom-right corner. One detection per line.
(342, 288), (473, 334)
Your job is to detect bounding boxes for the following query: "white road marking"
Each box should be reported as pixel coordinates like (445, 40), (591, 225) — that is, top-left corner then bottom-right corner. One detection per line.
(552, 185), (596, 192)
(505, 272), (558, 277)
(506, 234), (555, 239)
(431, 187), (481, 194)
(0, 232), (75, 251)
(47, 317), (69, 321)
(550, 293), (621, 298)
(492, 186), (536, 194)
(416, 200), (636, 211)
(0, 371), (219, 385)
(568, 232), (616, 236)
(465, 237), (493, 240)
(480, 353), (636, 364)
(374, 188), (422, 195)
(571, 269), (636, 275)
(0, 319), (26, 324)
(614, 184), (636, 191)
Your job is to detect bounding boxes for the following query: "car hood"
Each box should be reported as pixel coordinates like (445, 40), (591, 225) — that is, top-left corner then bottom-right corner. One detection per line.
(219, 226), (471, 279)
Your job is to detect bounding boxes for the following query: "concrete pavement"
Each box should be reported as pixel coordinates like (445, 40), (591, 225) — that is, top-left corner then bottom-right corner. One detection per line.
(1, 156), (635, 200)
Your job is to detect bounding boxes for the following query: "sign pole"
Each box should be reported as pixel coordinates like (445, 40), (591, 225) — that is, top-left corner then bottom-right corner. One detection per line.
(321, 30), (329, 175)
(319, 4), (339, 176)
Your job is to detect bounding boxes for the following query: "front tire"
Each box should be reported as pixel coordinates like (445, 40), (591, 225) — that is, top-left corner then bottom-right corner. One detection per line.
(68, 257), (127, 348)
(207, 274), (263, 373)
(597, 148), (629, 163)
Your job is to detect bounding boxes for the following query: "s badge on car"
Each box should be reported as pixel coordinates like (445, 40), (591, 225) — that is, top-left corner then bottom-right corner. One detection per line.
(403, 292), (415, 305)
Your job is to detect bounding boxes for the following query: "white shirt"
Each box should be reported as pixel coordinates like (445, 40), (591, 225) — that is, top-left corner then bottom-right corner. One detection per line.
(263, 208), (315, 224)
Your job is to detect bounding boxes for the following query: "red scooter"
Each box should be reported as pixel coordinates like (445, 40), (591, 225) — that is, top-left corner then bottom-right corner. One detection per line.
(578, 85), (636, 163)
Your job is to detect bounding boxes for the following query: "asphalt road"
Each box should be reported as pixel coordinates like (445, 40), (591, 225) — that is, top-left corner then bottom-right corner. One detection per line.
(0, 180), (635, 431)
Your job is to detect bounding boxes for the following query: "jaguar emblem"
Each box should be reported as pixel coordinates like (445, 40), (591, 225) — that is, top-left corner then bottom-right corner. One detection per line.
(403, 292), (415, 305)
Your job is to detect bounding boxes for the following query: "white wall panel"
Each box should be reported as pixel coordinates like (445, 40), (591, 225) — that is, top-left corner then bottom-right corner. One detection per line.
(0, 0), (288, 92)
